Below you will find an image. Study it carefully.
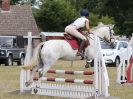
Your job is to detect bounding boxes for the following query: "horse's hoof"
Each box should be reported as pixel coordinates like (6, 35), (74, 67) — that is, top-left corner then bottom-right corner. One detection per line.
(39, 72), (43, 78)
(121, 82), (126, 84)
(25, 82), (31, 87)
(81, 56), (84, 60)
(85, 63), (90, 68)
(33, 88), (38, 94)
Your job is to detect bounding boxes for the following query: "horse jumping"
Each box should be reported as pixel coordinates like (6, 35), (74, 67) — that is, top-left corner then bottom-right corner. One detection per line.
(21, 23), (114, 82)
(20, 22), (114, 98)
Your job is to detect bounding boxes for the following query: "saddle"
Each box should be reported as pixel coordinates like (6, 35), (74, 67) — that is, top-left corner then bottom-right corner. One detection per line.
(64, 34), (80, 50)
(44, 30), (90, 51)
(64, 31), (90, 50)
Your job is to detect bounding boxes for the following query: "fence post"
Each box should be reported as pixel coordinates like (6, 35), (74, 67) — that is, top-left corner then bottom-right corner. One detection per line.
(94, 34), (99, 99)
(20, 32), (33, 92)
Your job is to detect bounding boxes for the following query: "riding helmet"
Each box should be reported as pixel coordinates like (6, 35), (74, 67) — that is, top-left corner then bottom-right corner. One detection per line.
(80, 9), (89, 17)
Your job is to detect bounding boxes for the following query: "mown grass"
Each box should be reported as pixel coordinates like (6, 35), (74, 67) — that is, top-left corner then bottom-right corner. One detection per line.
(0, 60), (133, 99)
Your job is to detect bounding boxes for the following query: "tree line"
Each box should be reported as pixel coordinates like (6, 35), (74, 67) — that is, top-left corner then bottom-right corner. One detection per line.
(11, 0), (133, 37)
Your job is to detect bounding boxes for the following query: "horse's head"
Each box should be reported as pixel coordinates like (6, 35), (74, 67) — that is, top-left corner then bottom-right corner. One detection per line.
(90, 22), (115, 44)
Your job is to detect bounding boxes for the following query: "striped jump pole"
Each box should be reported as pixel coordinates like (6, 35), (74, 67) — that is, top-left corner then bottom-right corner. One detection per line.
(47, 69), (94, 75)
(33, 77), (93, 84)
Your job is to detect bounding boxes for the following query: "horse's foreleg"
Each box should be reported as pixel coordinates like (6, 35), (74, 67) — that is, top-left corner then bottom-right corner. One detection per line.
(28, 66), (39, 84)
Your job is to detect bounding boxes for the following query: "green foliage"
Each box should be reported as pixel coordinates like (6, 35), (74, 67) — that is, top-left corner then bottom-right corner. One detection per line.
(88, 13), (114, 27)
(33, 0), (114, 32)
(10, 0), (36, 5)
(100, 0), (133, 36)
(10, 0), (19, 4)
(99, 15), (114, 25)
(34, 0), (78, 31)
(80, 0), (133, 36)
(10, 0), (133, 36)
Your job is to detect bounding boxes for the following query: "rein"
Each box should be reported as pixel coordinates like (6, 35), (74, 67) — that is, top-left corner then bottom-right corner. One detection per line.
(85, 26), (113, 44)
(85, 32), (111, 44)
(109, 26), (114, 42)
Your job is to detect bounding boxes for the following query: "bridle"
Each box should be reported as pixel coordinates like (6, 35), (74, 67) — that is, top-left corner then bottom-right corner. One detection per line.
(85, 26), (114, 44)
(109, 26), (114, 42)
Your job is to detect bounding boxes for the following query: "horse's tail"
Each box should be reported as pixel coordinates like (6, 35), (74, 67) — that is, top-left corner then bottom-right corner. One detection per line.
(21, 42), (45, 70)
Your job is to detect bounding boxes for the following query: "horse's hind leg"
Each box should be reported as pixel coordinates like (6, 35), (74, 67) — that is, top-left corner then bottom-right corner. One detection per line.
(40, 57), (57, 79)
(39, 65), (51, 79)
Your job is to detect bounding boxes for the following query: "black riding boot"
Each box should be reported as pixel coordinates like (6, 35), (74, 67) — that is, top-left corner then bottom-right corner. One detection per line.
(77, 40), (86, 58)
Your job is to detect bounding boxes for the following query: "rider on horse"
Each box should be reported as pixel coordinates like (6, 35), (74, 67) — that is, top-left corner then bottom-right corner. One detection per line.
(65, 9), (90, 57)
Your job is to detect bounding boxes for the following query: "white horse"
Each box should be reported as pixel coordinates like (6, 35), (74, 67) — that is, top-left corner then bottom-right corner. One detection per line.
(22, 22), (114, 83)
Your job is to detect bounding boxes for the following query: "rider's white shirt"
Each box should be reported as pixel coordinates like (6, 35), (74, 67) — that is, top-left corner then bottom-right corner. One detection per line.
(71, 16), (89, 29)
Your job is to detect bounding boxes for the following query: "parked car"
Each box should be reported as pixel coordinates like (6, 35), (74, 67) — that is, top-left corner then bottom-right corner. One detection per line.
(101, 40), (132, 67)
(0, 36), (25, 66)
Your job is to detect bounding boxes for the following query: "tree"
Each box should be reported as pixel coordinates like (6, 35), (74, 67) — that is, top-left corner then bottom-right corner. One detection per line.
(10, 0), (19, 4)
(80, 0), (133, 36)
(80, 0), (114, 27)
(33, 0), (114, 32)
(11, 0), (36, 5)
(100, 0), (133, 36)
(34, 0), (78, 31)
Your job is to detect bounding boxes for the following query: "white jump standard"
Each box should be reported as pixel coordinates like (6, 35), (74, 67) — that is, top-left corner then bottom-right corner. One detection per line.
(117, 34), (133, 84)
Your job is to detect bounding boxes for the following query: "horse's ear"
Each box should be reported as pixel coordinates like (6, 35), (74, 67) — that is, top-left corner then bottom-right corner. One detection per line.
(98, 22), (104, 26)
(108, 24), (115, 29)
(111, 24), (115, 29)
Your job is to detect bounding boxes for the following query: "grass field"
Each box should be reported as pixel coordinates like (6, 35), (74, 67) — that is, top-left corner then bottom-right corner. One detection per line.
(0, 60), (133, 99)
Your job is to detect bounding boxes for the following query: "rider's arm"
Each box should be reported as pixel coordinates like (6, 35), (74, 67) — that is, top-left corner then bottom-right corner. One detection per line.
(85, 20), (90, 33)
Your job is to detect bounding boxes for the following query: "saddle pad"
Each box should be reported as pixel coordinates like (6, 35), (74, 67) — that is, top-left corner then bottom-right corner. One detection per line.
(65, 39), (79, 50)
